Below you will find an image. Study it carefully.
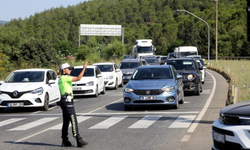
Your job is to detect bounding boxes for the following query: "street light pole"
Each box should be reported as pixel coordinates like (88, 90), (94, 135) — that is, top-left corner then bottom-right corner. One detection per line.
(176, 9), (210, 64)
(215, 0), (218, 62)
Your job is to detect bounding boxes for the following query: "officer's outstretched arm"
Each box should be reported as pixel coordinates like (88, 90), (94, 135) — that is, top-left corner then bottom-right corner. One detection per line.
(72, 61), (88, 82)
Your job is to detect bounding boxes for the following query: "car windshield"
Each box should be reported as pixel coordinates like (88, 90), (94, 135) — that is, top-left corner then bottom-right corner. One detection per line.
(131, 68), (173, 80)
(5, 71), (45, 83)
(180, 52), (198, 57)
(198, 59), (205, 66)
(137, 47), (153, 53)
(70, 68), (94, 77)
(96, 65), (113, 72)
(167, 60), (197, 70)
(119, 62), (139, 69)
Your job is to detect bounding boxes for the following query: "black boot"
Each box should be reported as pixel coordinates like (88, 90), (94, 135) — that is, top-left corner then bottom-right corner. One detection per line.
(61, 137), (73, 147)
(76, 136), (88, 147)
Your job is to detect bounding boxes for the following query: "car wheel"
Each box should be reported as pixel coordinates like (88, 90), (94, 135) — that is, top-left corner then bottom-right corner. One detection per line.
(173, 94), (179, 109)
(119, 78), (124, 87)
(114, 79), (118, 90)
(56, 101), (61, 105)
(101, 85), (105, 94)
(195, 83), (201, 96)
(179, 90), (184, 104)
(200, 83), (203, 93)
(94, 85), (99, 97)
(42, 93), (49, 111)
(124, 105), (132, 110)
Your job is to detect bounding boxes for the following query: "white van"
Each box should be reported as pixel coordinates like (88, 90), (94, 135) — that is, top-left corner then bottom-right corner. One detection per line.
(174, 46), (198, 58)
(132, 39), (156, 58)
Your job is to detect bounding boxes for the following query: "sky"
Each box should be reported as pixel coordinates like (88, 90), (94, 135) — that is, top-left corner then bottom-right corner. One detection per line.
(0, 0), (87, 21)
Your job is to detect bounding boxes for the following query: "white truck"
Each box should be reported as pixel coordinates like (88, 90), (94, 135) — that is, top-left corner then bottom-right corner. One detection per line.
(174, 46), (198, 58)
(132, 39), (156, 58)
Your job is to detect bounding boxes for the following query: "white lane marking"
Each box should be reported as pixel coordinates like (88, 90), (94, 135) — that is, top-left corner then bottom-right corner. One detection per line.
(8, 117), (58, 131)
(181, 135), (191, 142)
(168, 115), (196, 128)
(78, 111), (199, 115)
(2, 111), (199, 117)
(187, 71), (216, 133)
(129, 116), (162, 129)
(0, 118), (26, 127)
(49, 116), (92, 130)
(89, 116), (127, 129)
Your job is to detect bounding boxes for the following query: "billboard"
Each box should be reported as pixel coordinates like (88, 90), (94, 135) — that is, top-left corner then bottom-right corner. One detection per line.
(80, 24), (122, 36)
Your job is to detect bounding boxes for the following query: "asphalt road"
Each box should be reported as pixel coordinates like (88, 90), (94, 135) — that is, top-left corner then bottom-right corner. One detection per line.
(0, 69), (228, 150)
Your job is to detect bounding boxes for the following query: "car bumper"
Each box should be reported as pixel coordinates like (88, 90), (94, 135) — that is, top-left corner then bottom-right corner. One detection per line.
(104, 79), (116, 88)
(212, 119), (250, 150)
(183, 81), (198, 92)
(123, 91), (178, 106)
(123, 76), (131, 83)
(72, 86), (95, 96)
(0, 93), (45, 108)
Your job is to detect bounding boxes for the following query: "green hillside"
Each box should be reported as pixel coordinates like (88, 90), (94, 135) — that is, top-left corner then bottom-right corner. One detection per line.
(0, 0), (249, 74)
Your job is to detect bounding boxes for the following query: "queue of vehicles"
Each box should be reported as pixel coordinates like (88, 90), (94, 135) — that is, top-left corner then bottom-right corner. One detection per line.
(0, 43), (241, 149)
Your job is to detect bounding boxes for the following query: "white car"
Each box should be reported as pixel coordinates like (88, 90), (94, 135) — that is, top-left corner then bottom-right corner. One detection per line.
(212, 101), (250, 150)
(0, 69), (61, 111)
(70, 65), (105, 97)
(196, 59), (205, 84)
(93, 62), (123, 89)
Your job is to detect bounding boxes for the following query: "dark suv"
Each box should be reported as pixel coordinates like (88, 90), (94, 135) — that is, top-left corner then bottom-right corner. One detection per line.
(166, 58), (203, 95)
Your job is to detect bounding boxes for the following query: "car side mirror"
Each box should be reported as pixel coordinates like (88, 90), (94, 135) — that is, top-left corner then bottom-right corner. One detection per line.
(177, 74), (182, 79)
(116, 69), (121, 72)
(97, 74), (102, 78)
(49, 80), (56, 84)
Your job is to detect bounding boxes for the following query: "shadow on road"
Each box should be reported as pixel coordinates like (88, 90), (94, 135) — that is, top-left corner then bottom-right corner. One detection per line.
(4, 141), (60, 147)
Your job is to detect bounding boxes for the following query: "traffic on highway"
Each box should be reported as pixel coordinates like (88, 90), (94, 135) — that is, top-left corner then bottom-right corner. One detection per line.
(0, 51), (230, 150)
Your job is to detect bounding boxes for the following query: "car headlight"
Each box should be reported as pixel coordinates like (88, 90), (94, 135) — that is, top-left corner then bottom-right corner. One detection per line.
(124, 88), (134, 93)
(162, 87), (175, 92)
(31, 87), (43, 95)
(86, 81), (94, 86)
(187, 74), (194, 80)
(219, 112), (224, 123)
(106, 75), (114, 79)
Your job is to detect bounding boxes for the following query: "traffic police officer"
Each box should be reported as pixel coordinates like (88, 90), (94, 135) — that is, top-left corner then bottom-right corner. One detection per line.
(58, 61), (88, 147)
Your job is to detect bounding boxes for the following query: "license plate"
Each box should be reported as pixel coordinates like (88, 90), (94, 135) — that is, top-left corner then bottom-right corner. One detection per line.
(213, 131), (225, 143)
(73, 87), (81, 91)
(7, 103), (24, 107)
(140, 96), (157, 100)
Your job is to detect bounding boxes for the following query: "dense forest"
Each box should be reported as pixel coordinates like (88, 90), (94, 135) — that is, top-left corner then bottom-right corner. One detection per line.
(0, 0), (249, 77)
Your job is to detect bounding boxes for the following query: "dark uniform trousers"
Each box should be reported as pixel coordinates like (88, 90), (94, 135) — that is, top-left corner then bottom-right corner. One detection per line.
(60, 96), (80, 139)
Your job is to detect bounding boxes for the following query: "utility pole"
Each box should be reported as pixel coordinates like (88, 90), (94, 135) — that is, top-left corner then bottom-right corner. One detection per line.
(247, 0), (250, 42)
(215, 0), (218, 62)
